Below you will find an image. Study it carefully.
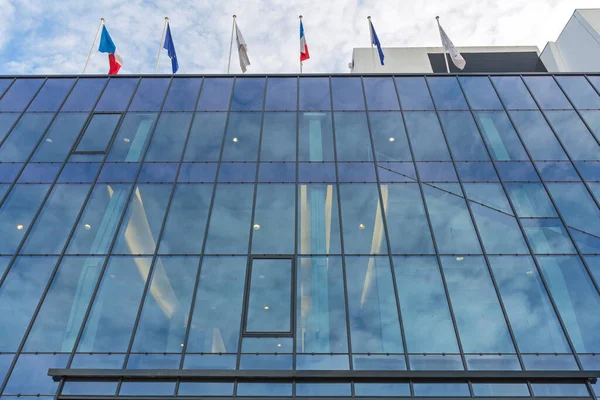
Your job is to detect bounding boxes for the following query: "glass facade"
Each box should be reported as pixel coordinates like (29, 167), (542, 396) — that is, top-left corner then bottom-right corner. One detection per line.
(0, 74), (599, 399)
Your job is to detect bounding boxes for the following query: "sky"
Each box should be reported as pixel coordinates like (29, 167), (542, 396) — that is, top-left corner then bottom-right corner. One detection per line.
(0, 0), (598, 75)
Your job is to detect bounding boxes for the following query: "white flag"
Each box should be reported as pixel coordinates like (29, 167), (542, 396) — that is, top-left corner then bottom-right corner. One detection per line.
(235, 21), (251, 73)
(438, 24), (466, 70)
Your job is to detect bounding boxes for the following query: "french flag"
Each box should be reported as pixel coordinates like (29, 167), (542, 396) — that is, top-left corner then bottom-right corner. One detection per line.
(300, 19), (310, 62)
(98, 25), (123, 75)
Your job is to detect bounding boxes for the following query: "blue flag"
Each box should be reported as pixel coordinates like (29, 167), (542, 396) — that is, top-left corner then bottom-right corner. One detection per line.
(163, 23), (179, 74)
(369, 20), (384, 66)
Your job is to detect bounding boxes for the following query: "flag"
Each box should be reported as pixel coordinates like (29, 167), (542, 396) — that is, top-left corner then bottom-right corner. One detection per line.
(369, 20), (384, 66)
(163, 23), (179, 74)
(235, 20), (250, 73)
(300, 20), (310, 62)
(98, 25), (123, 75)
(438, 23), (466, 70)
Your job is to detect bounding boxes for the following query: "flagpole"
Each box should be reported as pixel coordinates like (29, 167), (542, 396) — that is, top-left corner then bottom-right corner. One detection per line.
(155, 17), (169, 73)
(436, 16), (450, 73)
(299, 16), (303, 74)
(227, 15), (236, 74)
(367, 16), (376, 69)
(83, 18), (104, 74)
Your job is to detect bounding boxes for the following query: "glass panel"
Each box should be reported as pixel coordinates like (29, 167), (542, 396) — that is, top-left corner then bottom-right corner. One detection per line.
(505, 182), (557, 217)
(97, 162), (138, 183)
(298, 184), (341, 255)
(404, 112), (451, 161)
(459, 76), (503, 110)
(474, 111), (528, 161)
(537, 161), (580, 181)
(265, 77), (297, 111)
(296, 383), (351, 396)
(413, 383), (470, 396)
(547, 182), (600, 239)
(339, 184), (388, 254)
(128, 78), (170, 111)
(354, 383), (410, 396)
(0, 113), (53, 162)
(94, 78), (139, 112)
(464, 183), (512, 214)
(62, 78), (107, 111)
(236, 382), (292, 396)
(222, 112), (262, 161)
(28, 78), (75, 112)
(438, 111), (489, 161)
(258, 163), (295, 182)
(382, 183), (434, 254)
(538, 256), (600, 353)
(178, 163), (217, 183)
(395, 77), (434, 110)
(556, 76), (600, 109)
(178, 382), (234, 396)
(0, 78), (13, 97)
(0, 113), (19, 143)
(0, 184), (50, 254)
(113, 184), (172, 255)
(531, 383), (590, 397)
(334, 112), (372, 161)
(441, 256), (515, 353)
(24, 256), (104, 352)
(32, 113), (88, 162)
(107, 113), (157, 162)
(370, 112), (411, 161)
(21, 184), (90, 254)
(456, 161), (499, 181)
(162, 78), (202, 111)
(119, 381), (175, 395)
(4, 353), (67, 395)
(470, 202), (528, 254)
(394, 256), (459, 353)
(546, 110), (600, 160)
(246, 258), (292, 333)
(184, 112), (227, 161)
(378, 162), (417, 182)
(18, 163), (60, 183)
(299, 78), (331, 110)
(77, 256), (151, 352)
(345, 256), (403, 353)
(331, 78), (365, 110)
(260, 112), (296, 161)
(75, 114), (121, 153)
(297, 257), (348, 353)
(187, 257), (246, 352)
(231, 78), (265, 111)
(522, 218), (577, 254)
(363, 77), (400, 111)
(218, 162), (256, 182)
(138, 163), (177, 182)
(491, 76), (538, 110)
(197, 78), (233, 111)
(145, 112), (193, 161)
(251, 184), (295, 254)
(580, 110), (600, 142)
(489, 256), (571, 353)
(509, 110), (568, 160)
(299, 112), (334, 161)
(427, 76), (469, 110)
(66, 183), (132, 255)
(523, 76), (572, 110)
(576, 160), (600, 180)
(0, 256), (57, 351)
(158, 184), (212, 254)
(131, 256), (199, 352)
(422, 184), (481, 254)
(0, 78), (44, 112)
(472, 383), (530, 397)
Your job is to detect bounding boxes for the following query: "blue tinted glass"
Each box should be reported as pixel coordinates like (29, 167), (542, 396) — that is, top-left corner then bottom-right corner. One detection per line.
(466, 354), (521, 371)
(296, 384), (351, 396)
(251, 185), (295, 253)
(138, 163), (177, 182)
(505, 183), (557, 217)
(78, 256), (151, 352)
(298, 185), (342, 254)
(377, 162), (417, 182)
(395, 77), (434, 110)
(218, 163), (256, 182)
(71, 353), (125, 369)
(145, 112), (193, 161)
(4, 353), (67, 395)
(0, 113), (19, 143)
(62, 78), (106, 111)
(417, 162), (458, 181)
(119, 381), (175, 395)
(456, 162), (498, 181)
(556, 76), (600, 109)
(222, 113), (262, 161)
(409, 354), (463, 370)
(509, 110), (568, 161)
(576, 161), (600, 180)
(404, 112), (451, 161)
(522, 354), (578, 371)
(204, 185), (253, 254)
(0, 164), (20, 183)
(0, 113), (53, 162)
(298, 163), (335, 182)
(159, 184), (213, 253)
(299, 78), (331, 110)
(265, 78), (297, 111)
(370, 112), (411, 161)
(331, 78), (365, 110)
(162, 78), (201, 111)
(0, 355), (15, 392)
(237, 383), (292, 396)
(337, 162), (375, 182)
(334, 112), (372, 161)
(472, 383), (530, 397)
(197, 78), (233, 111)
(0, 257), (57, 351)
(107, 113), (157, 162)
(75, 114), (121, 153)
(471, 202), (528, 254)
(28, 78), (74, 112)
(57, 163), (99, 183)
(231, 78), (265, 111)
(464, 182), (513, 214)
(18, 163), (61, 183)
(0, 79), (13, 97)
(128, 78), (170, 111)
(546, 110), (600, 160)
(422, 184), (481, 253)
(296, 354), (349, 370)
(427, 76), (468, 110)
(178, 163), (217, 182)
(363, 77), (400, 110)
(97, 163), (138, 182)
(95, 78), (139, 112)
(522, 219), (577, 254)
(258, 163), (295, 182)
(439, 111), (490, 161)
(474, 111), (528, 161)
(260, 112), (296, 161)
(491, 76), (538, 110)
(459, 76), (503, 110)
(536, 161), (580, 181)
(580, 110), (600, 142)
(531, 383), (590, 397)
(299, 112), (334, 161)
(0, 78), (44, 112)
(184, 112), (227, 161)
(523, 76), (572, 109)
(126, 353), (180, 369)
(178, 382), (234, 396)
(24, 256), (103, 352)
(355, 383), (410, 396)
(0, 184), (8, 200)
(32, 113), (88, 162)
(496, 161), (539, 181)
(413, 383), (470, 396)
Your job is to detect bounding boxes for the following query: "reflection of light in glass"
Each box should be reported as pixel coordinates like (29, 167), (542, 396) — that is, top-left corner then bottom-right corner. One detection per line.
(84, 224), (92, 230)
(359, 223), (365, 230)
(259, 275), (265, 279)
(124, 138), (131, 143)
(264, 306), (270, 310)
(180, 343), (185, 347)
(456, 257), (464, 261)
(16, 224), (24, 230)
(253, 224), (260, 230)
(110, 274), (116, 278)
(277, 343), (282, 347)
(45, 138), (53, 143)
(389, 137), (395, 142)
(526, 270), (534, 275)
(232, 137), (239, 143)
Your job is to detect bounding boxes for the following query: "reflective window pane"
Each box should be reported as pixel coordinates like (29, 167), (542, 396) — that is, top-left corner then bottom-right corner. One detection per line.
(222, 113), (262, 161)
(75, 114), (121, 153)
(260, 112), (296, 161)
(28, 78), (75, 112)
(4, 353), (67, 395)
(395, 77), (434, 110)
(331, 78), (365, 110)
(265, 77), (297, 111)
(0, 113), (53, 162)
(404, 112), (451, 161)
(370, 112), (411, 161)
(427, 76), (469, 110)
(32, 113), (88, 162)
(299, 112), (334, 161)
(184, 112), (227, 161)
(509, 110), (568, 160)
(95, 78), (139, 112)
(334, 112), (372, 161)
(197, 78), (233, 111)
(413, 383), (470, 396)
(0, 113), (19, 143)
(531, 383), (590, 397)
(62, 78), (107, 111)
(107, 113), (157, 162)
(459, 76), (503, 110)
(231, 78), (265, 111)
(523, 76), (572, 110)
(491, 76), (537, 110)
(472, 383), (530, 397)
(470, 202), (528, 254)
(505, 182), (557, 217)
(537, 161), (580, 181)
(522, 218), (577, 254)
(556, 76), (600, 109)
(0, 78), (44, 112)
(128, 78), (170, 111)
(252, 184), (295, 254)
(145, 112), (193, 161)
(464, 182), (513, 214)
(300, 78), (331, 111)
(162, 78), (202, 111)
(474, 111), (528, 161)
(545, 111), (600, 160)
(438, 111), (489, 161)
(363, 77), (400, 110)
(298, 184), (341, 254)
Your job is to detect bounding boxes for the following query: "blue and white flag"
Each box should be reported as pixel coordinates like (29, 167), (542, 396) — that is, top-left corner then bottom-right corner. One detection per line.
(369, 19), (384, 66)
(163, 22), (179, 74)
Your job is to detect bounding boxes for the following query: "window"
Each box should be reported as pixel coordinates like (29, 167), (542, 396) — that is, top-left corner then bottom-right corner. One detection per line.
(73, 114), (121, 154)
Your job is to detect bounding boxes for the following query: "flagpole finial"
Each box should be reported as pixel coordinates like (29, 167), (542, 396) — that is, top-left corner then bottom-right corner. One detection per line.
(165, 17), (169, 20)
(299, 15), (303, 19)
(436, 16), (440, 20)
(367, 16), (371, 20)
(101, 17), (105, 22)
(233, 15), (237, 19)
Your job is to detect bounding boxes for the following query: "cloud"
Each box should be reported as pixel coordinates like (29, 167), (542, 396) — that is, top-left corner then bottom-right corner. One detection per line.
(1, 0), (599, 74)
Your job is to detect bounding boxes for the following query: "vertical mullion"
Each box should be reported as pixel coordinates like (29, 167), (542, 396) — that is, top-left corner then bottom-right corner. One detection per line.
(293, 75), (299, 388)
(359, 76), (410, 373)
